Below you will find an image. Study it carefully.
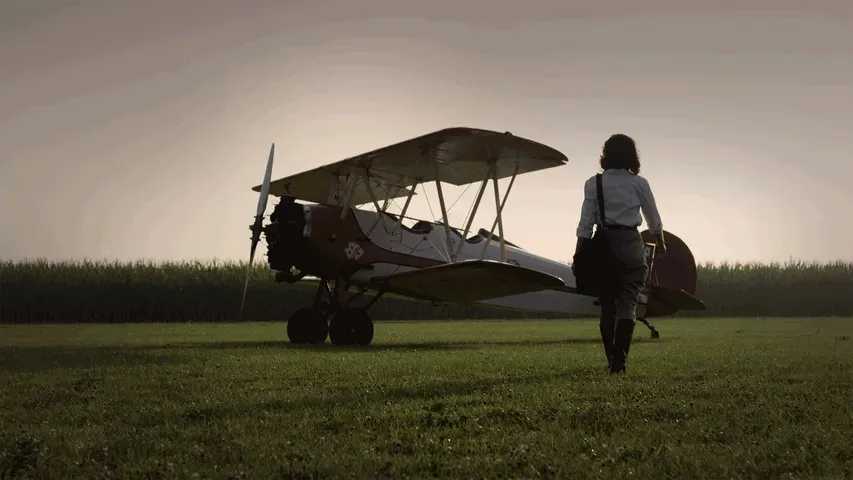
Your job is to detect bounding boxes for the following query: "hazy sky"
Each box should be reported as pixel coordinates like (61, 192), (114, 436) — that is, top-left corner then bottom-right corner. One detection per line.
(1, 0), (851, 265)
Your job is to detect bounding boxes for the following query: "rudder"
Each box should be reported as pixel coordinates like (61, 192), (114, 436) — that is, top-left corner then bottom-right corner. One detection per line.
(640, 229), (704, 317)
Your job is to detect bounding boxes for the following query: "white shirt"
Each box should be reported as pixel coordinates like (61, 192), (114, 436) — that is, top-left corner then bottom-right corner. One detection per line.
(576, 169), (663, 238)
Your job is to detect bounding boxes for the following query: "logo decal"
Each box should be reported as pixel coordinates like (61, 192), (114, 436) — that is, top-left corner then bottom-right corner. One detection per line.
(344, 242), (364, 261)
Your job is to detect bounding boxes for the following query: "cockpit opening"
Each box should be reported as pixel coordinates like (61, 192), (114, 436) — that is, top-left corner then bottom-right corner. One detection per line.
(379, 212), (523, 249)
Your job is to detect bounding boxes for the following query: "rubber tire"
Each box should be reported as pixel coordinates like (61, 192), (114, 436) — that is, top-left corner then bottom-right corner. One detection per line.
(287, 307), (326, 344)
(329, 308), (374, 346)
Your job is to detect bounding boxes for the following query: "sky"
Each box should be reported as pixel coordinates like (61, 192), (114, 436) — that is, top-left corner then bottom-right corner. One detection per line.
(1, 0), (851, 265)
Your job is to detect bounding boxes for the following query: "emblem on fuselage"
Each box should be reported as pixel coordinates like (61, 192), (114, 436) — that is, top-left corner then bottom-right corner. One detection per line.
(345, 242), (364, 261)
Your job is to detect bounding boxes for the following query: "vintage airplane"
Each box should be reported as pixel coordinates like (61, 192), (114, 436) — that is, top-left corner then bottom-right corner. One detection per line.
(240, 127), (706, 346)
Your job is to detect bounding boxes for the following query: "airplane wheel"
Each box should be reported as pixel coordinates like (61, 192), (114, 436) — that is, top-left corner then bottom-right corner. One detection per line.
(308, 314), (329, 344)
(329, 307), (374, 346)
(287, 307), (327, 344)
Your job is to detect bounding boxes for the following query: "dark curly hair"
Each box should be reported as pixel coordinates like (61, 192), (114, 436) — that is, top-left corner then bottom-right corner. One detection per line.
(600, 133), (641, 174)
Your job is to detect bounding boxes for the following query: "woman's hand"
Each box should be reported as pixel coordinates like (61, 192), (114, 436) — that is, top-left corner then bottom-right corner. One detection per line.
(654, 232), (667, 257)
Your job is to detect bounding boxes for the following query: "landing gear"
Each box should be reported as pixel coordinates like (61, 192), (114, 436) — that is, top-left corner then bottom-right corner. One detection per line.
(329, 307), (374, 345)
(285, 277), (383, 346)
(637, 317), (660, 339)
(286, 307), (328, 344)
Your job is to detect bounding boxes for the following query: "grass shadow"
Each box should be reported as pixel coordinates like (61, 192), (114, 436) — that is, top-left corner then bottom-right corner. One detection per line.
(142, 336), (635, 352)
(0, 345), (190, 374)
(178, 366), (597, 423)
(0, 335), (663, 374)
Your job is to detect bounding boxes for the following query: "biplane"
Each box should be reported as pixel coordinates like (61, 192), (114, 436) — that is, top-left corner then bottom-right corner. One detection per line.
(241, 127), (706, 346)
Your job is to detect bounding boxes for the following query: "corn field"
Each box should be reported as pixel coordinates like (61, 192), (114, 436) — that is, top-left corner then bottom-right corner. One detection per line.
(1, 259), (851, 324)
(691, 260), (853, 317)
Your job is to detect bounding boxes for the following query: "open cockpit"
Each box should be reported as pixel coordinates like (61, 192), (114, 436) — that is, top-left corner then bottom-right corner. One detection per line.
(379, 211), (523, 248)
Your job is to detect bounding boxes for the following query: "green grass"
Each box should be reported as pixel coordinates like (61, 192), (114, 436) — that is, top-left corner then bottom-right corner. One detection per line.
(2, 317), (852, 478)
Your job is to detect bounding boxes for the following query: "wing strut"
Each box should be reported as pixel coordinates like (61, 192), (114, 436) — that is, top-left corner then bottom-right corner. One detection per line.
(397, 179), (419, 241)
(339, 173), (359, 219)
(361, 154), (424, 237)
(453, 165), (492, 260)
(480, 162), (520, 261)
(433, 155), (454, 262)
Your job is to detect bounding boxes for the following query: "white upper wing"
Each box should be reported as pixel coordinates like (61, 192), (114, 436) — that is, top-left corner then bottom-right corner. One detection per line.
(252, 127), (569, 205)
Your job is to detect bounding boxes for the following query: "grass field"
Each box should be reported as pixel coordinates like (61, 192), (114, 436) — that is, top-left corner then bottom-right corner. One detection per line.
(2, 317), (852, 478)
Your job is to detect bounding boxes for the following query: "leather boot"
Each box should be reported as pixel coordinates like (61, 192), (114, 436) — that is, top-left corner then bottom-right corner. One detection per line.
(610, 318), (636, 374)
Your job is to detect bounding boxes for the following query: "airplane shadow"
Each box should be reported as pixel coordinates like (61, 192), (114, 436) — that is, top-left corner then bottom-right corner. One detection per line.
(0, 345), (189, 374)
(175, 367), (602, 424)
(143, 337), (614, 352)
(0, 337), (664, 374)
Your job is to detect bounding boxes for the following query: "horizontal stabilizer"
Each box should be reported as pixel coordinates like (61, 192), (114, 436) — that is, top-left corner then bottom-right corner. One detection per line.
(646, 285), (707, 316)
(370, 260), (566, 304)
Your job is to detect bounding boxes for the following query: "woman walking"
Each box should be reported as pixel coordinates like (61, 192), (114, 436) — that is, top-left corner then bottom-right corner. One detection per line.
(574, 134), (667, 374)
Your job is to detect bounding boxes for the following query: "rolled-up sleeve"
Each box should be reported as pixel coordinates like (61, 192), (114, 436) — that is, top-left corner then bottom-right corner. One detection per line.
(638, 177), (663, 234)
(576, 177), (597, 238)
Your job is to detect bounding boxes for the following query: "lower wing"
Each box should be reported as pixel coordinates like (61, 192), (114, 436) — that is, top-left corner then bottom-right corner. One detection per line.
(369, 260), (566, 304)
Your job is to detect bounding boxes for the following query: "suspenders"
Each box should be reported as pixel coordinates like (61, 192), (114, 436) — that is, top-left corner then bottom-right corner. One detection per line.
(595, 173), (607, 231)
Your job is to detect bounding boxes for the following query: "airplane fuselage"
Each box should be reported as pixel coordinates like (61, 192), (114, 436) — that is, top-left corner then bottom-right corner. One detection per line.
(348, 208), (638, 317)
(264, 200), (648, 319)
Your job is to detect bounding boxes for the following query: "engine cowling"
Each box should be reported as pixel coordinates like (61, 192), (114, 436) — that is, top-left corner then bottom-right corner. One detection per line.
(264, 196), (310, 280)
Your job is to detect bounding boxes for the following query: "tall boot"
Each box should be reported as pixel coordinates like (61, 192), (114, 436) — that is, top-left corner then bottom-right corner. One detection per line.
(610, 318), (636, 374)
(599, 315), (616, 370)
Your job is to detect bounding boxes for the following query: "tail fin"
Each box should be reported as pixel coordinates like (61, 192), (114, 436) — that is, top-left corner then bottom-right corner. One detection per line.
(640, 230), (706, 317)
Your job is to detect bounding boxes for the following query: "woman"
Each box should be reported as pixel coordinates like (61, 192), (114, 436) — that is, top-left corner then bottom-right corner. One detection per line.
(574, 134), (667, 374)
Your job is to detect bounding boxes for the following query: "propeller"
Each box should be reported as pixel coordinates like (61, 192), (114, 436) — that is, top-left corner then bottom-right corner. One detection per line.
(240, 143), (275, 314)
